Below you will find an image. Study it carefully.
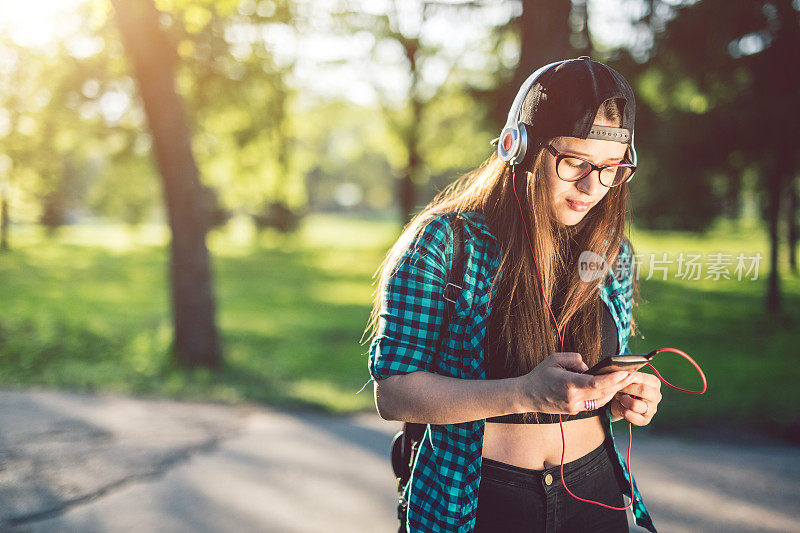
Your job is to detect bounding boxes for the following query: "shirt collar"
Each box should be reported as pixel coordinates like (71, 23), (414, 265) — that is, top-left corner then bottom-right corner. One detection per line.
(455, 211), (500, 243)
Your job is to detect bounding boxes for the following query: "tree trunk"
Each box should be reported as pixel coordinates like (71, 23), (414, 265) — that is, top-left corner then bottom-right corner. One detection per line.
(723, 171), (742, 220)
(572, 0), (592, 56)
(765, 168), (781, 314)
(486, 0), (572, 129)
(400, 96), (422, 225)
(110, 0), (222, 369)
(399, 36), (422, 224)
(0, 195), (8, 251)
(788, 176), (798, 275)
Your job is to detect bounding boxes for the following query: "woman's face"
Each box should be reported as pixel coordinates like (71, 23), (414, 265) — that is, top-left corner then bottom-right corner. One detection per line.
(538, 121), (629, 226)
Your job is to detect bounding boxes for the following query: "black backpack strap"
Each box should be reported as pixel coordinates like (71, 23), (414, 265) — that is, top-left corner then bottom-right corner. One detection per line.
(442, 213), (465, 325)
(394, 213), (467, 526)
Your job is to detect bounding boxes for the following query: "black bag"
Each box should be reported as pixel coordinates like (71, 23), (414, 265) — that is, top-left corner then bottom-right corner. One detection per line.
(390, 213), (466, 532)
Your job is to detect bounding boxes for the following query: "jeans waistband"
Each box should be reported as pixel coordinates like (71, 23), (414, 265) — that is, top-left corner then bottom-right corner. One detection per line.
(480, 436), (615, 490)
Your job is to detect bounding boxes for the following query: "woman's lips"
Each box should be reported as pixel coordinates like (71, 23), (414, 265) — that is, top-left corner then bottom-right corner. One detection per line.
(566, 199), (592, 212)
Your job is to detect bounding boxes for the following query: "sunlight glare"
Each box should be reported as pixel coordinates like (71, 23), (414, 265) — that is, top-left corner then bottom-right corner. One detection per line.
(0, 0), (87, 50)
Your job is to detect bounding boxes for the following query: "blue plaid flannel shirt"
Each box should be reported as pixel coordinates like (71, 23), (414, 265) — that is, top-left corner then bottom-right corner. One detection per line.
(366, 210), (656, 533)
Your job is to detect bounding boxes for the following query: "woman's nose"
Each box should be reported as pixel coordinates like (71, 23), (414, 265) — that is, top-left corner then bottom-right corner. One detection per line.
(576, 169), (605, 195)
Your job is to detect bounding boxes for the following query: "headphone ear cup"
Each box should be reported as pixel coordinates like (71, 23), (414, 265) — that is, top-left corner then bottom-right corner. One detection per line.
(497, 126), (520, 162)
(625, 143), (637, 182)
(518, 124), (549, 171)
(517, 123), (540, 167)
(513, 122), (528, 166)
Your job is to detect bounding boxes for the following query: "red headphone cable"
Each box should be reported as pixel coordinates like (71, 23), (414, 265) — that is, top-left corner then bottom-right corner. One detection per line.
(510, 165), (707, 510)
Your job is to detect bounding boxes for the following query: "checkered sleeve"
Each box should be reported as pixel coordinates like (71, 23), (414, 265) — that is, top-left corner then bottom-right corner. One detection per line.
(368, 215), (452, 381)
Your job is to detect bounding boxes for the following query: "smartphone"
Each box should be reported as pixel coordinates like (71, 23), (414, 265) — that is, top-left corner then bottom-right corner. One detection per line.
(585, 354), (654, 376)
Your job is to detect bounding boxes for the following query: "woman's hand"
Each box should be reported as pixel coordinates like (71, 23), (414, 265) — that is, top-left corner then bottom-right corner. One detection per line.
(609, 371), (662, 425)
(515, 352), (636, 415)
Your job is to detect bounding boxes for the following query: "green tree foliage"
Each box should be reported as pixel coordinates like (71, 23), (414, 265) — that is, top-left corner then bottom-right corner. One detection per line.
(0, 0), (303, 239)
(164, 0), (303, 214)
(0, 1), (162, 237)
(333, 0), (526, 222)
(605, 0), (799, 312)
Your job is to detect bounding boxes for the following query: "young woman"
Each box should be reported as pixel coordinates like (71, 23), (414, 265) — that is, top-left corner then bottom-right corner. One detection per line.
(364, 57), (661, 533)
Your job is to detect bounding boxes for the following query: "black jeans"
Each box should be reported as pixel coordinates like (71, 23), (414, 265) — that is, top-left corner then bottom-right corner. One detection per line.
(474, 436), (628, 533)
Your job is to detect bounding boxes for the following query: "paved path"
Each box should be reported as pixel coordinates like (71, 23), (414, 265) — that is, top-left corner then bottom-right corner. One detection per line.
(1, 389), (798, 532)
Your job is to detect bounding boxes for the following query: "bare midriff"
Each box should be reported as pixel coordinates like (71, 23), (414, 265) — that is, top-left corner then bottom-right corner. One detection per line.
(482, 416), (606, 470)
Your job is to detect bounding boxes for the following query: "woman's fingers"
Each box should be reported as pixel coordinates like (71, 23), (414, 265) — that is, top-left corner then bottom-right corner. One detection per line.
(610, 393), (658, 426)
(591, 373), (636, 405)
(574, 371), (664, 418)
(594, 390), (622, 410)
(552, 352), (586, 372)
(594, 374), (638, 401)
(618, 376), (663, 404)
(567, 372), (634, 414)
(576, 370), (632, 392)
(617, 392), (651, 415)
(610, 396), (652, 426)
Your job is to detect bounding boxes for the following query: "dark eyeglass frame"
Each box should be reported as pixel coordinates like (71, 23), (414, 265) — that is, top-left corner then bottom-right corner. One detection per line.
(545, 143), (637, 188)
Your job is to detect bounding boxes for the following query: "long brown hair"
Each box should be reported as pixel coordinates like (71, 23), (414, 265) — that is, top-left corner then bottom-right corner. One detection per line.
(363, 99), (639, 418)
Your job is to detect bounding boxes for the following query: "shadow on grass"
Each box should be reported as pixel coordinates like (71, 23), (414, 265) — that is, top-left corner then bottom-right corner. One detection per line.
(3, 227), (800, 443)
(0, 238), (378, 415)
(629, 276), (800, 443)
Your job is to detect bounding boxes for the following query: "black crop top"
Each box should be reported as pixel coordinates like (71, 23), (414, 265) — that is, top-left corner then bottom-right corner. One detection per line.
(485, 299), (619, 424)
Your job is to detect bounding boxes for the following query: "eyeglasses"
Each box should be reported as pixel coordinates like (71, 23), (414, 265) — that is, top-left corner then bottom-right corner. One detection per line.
(545, 144), (636, 188)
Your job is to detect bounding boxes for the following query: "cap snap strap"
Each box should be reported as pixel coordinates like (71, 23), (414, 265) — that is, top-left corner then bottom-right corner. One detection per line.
(587, 125), (631, 143)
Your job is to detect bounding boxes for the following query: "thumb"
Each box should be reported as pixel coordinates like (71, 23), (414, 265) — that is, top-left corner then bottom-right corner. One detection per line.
(555, 352), (585, 372)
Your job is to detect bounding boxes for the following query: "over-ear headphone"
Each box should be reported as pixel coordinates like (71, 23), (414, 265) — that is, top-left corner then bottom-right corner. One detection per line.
(492, 57), (638, 171)
(495, 60), (564, 166)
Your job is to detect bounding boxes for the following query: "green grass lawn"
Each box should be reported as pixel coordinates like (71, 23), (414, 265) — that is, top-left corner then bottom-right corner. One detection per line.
(0, 214), (798, 442)
(624, 219), (800, 441)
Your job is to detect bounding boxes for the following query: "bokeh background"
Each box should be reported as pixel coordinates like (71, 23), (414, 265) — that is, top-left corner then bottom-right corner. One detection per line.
(1, 0), (799, 450)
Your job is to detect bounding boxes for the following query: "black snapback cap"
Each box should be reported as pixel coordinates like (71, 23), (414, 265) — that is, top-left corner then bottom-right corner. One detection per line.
(520, 56), (636, 145)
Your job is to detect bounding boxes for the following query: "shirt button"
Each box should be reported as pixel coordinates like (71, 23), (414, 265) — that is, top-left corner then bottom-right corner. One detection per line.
(544, 473), (553, 486)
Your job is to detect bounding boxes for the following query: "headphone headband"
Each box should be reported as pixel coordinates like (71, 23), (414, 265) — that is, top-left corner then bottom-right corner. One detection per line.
(504, 60), (565, 129)
(495, 60), (566, 166)
(494, 57), (637, 172)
